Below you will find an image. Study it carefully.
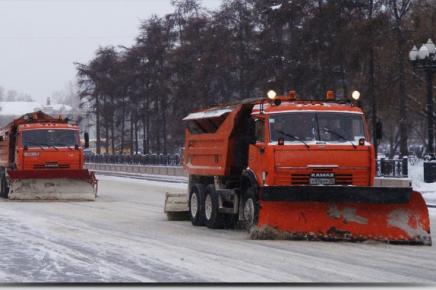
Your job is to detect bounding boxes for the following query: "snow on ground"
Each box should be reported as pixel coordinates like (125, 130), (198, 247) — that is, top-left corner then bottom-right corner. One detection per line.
(0, 173), (435, 283)
(96, 174), (187, 191)
(409, 159), (436, 205)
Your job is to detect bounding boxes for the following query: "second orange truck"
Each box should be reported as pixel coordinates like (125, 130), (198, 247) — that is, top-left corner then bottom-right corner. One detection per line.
(167, 90), (431, 245)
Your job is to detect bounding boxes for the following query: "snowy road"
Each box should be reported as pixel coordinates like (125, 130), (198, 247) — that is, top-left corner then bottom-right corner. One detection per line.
(0, 175), (435, 283)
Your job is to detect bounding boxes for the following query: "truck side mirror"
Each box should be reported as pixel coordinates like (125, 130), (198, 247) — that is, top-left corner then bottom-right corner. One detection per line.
(376, 121), (383, 140)
(254, 119), (265, 143)
(84, 132), (90, 149)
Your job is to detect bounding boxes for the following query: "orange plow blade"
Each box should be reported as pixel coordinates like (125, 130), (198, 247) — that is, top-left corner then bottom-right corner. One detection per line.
(257, 188), (431, 245)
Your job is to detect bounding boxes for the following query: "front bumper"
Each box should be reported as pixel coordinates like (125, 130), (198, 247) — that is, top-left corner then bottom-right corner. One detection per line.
(259, 185), (412, 204)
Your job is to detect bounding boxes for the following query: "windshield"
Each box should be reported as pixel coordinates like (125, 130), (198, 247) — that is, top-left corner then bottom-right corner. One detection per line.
(269, 112), (365, 143)
(22, 129), (79, 147)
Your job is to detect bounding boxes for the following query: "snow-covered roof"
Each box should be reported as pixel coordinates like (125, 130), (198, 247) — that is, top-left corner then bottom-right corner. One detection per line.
(0, 101), (72, 117)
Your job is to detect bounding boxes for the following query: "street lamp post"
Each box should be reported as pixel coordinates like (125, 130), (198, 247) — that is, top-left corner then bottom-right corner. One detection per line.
(409, 39), (436, 157)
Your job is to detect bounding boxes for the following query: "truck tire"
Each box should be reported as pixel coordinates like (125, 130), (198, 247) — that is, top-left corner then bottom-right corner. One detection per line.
(204, 184), (225, 229)
(189, 183), (206, 226)
(243, 186), (259, 230)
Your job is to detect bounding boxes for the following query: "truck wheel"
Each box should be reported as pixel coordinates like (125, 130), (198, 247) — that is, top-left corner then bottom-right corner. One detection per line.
(189, 183), (206, 226)
(204, 185), (225, 229)
(243, 187), (259, 230)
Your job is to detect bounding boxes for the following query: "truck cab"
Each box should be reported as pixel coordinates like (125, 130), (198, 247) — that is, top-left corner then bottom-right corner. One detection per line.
(16, 123), (83, 171)
(249, 99), (375, 190)
(0, 111), (97, 200)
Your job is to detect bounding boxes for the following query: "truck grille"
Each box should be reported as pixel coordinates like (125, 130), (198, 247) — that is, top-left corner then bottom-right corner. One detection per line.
(33, 163), (70, 169)
(291, 173), (353, 185)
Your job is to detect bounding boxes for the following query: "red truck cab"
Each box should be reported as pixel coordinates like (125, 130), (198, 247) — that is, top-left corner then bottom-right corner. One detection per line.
(248, 100), (375, 189)
(16, 123), (84, 171)
(0, 111), (97, 200)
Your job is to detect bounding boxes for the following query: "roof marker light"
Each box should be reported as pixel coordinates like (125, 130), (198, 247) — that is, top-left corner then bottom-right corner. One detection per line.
(267, 90), (277, 100)
(352, 90), (360, 101)
(326, 90), (335, 100)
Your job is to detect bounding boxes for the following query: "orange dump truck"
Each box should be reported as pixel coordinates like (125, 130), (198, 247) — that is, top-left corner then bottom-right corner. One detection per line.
(0, 111), (97, 200)
(167, 91), (431, 245)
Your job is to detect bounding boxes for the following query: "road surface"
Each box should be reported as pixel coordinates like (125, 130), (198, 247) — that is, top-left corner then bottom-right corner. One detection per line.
(0, 175), (435, 283)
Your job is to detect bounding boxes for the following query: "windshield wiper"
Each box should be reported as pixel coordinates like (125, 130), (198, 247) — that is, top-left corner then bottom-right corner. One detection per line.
(322, 128), (357, 149)
(25, 142), (45, 150)
(38, 143), (59, 150)
(276, 130), (310, 148)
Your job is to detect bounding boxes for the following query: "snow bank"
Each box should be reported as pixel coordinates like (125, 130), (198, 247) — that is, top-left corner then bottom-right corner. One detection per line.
(409, 160), (436, 205)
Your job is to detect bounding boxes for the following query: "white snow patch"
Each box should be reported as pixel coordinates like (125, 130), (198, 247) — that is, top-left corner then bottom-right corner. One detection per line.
(183, 107), (233, 121)
(96, 174), (187, 191)
(271, 4), (282, 10)
(409, 160), (436, 205)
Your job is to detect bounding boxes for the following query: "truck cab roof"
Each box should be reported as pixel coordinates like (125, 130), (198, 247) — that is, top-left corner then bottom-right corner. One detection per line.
(253, 100), (364, 115)
(18, 123), (78, 130)
(183, 98), (362, 121)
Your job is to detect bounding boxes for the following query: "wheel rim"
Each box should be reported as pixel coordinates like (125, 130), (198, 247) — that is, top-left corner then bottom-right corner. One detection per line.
(244, 198), (255, 226)
(190, 192), (198, 218)
(205, 194), (212, 220)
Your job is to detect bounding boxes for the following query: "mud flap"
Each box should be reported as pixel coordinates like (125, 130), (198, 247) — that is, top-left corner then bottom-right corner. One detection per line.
(257, 189), (431, 245)
(164, 192), (189, 221)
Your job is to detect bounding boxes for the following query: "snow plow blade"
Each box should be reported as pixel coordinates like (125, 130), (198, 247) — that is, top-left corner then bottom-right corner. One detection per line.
(164, 192), (189, 221)
(256, 186), (431, 245)
(7, 170), (97, 201)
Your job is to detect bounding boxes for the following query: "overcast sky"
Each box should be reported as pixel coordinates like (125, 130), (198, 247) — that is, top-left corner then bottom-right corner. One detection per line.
(0, 0), (221, 103)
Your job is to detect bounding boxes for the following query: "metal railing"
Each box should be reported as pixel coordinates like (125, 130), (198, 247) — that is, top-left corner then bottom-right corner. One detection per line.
(86, 154), (410, 178)
(376, 157), (408, 178)
(85, 154), (182, 166)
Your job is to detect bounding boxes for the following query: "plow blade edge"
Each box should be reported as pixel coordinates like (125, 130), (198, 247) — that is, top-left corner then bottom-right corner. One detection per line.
(257, 186), (431, 245)
(7, 170), (97, 201)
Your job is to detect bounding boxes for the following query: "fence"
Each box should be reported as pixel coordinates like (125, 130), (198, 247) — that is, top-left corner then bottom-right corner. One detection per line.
(85, 154), (182, 166)
(376, 157), (408, 178)
(87, 154), (409, 177)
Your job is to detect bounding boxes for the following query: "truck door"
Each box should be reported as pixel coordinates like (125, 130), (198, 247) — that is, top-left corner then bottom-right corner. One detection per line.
(248, 117), (266, 186)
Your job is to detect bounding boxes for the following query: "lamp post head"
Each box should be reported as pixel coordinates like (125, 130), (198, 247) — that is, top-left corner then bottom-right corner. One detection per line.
(425, 39), (436, 55)
(418, 44), (430, 60)
(409, 45), (418, 61)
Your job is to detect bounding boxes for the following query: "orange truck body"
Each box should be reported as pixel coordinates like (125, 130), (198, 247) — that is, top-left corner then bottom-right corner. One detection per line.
(0, 111), (97, 200)
(182, 96), (431, 245)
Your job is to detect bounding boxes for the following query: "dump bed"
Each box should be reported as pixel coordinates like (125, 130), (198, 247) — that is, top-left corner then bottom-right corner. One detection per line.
(183, 103), (254, 177)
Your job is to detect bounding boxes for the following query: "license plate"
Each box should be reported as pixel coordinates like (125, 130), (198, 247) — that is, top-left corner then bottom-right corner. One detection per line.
(309, 173), (335, 185)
